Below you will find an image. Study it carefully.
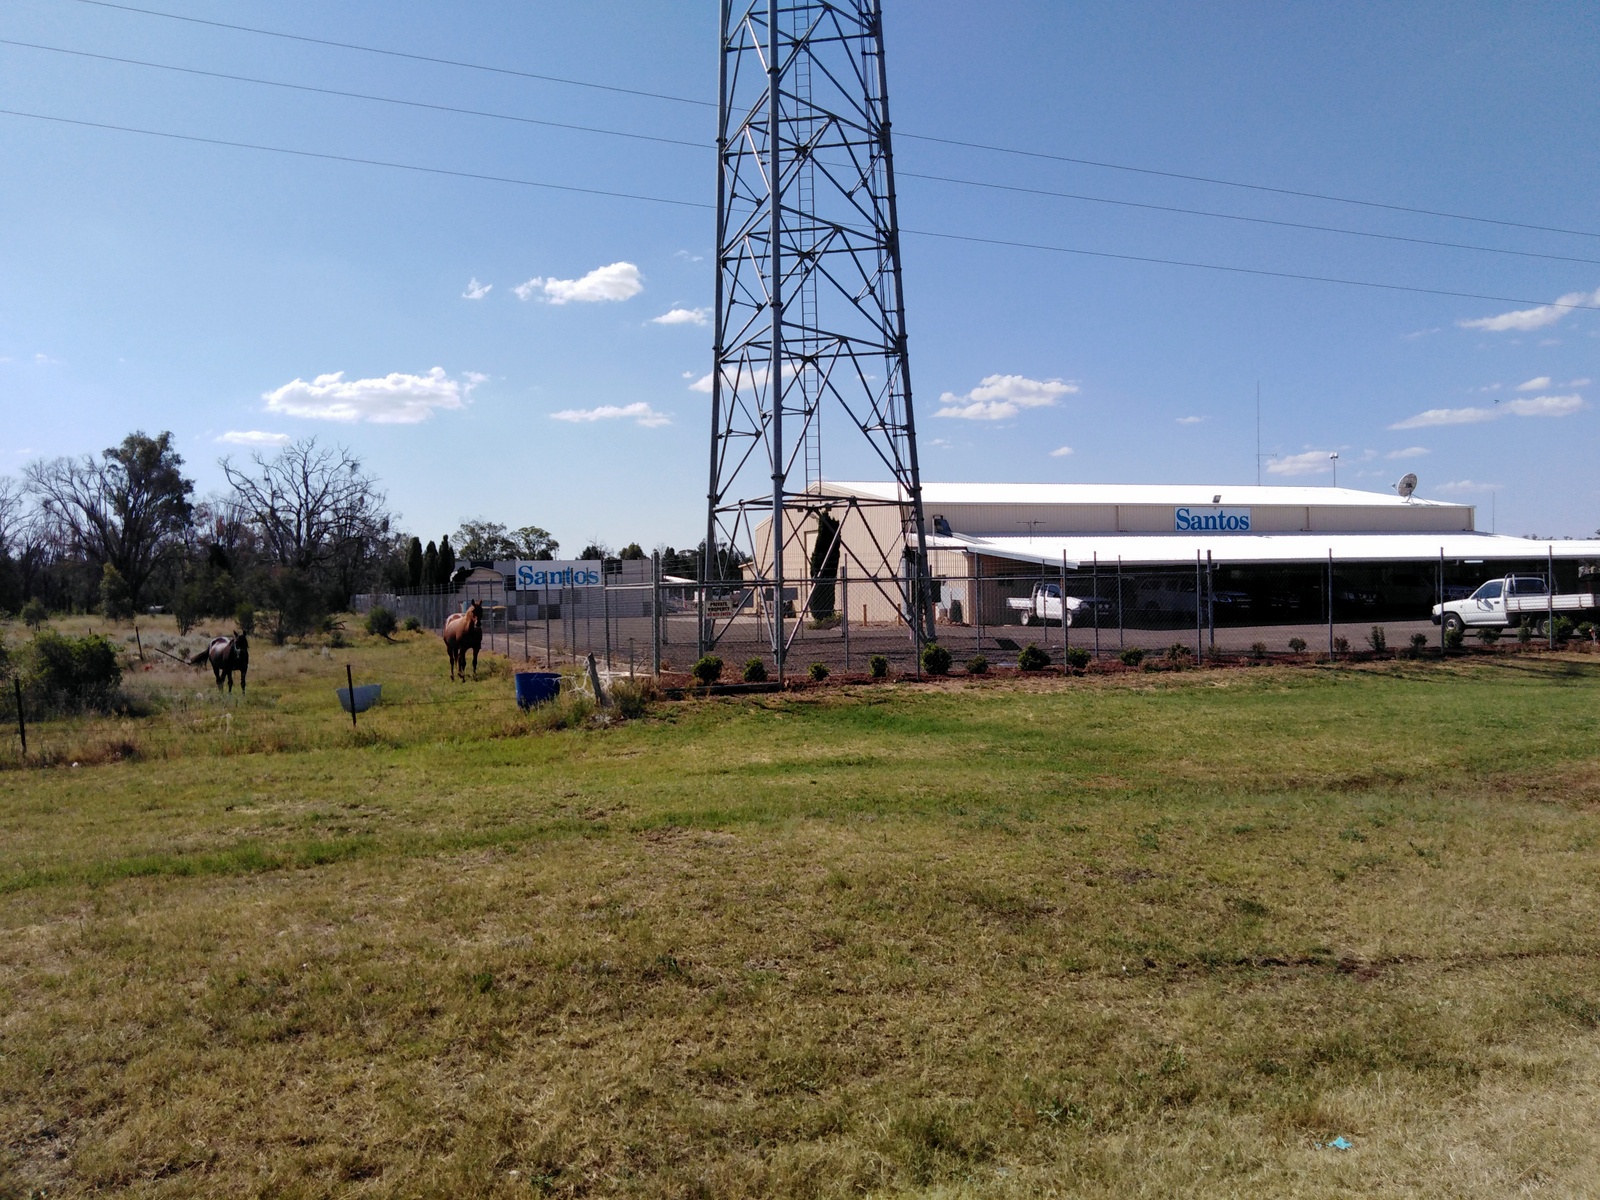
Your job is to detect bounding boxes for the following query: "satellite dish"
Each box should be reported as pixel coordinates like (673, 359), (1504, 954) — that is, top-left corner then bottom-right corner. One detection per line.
(1395, 473), (1418, 500)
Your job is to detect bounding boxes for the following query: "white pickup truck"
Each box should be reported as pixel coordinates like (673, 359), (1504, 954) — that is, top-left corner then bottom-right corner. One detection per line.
(1431, 574), (1598, 635)
(1007, 582), (1107, 626)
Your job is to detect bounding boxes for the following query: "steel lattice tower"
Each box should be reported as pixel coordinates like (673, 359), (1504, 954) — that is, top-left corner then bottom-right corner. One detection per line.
(703, 0), (933, 673)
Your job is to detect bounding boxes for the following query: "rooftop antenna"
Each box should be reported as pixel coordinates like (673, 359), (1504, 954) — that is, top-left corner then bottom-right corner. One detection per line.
(1328, 451), (1339, 488)
(1395, 472), (1418, 501)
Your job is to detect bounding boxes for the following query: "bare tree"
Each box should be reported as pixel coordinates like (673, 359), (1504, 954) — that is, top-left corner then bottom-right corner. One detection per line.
(220, 437), (391, 586)
(23, 431), (194, 606)
(0, 476), (24, 558)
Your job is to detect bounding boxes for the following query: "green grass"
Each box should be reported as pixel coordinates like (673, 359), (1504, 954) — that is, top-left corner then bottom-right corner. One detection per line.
(3, 618), (1600, 1196)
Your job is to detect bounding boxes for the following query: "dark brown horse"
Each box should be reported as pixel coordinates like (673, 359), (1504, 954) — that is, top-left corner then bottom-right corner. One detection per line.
(443, 598), (483, 681)
(191, 631), (249, 693)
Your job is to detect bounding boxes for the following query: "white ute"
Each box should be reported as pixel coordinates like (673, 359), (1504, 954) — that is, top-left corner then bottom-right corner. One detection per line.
(1431, 574), (1598, 636)
(1007, 582), (1099, 626)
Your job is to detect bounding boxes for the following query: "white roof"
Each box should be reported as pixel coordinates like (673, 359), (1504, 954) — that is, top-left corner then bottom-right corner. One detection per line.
(938, 531), (1600, 568)
(829, 481), (1464, 509)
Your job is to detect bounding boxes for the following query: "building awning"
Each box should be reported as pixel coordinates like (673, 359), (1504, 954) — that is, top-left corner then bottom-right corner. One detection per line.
(935, 531), (1600, 568)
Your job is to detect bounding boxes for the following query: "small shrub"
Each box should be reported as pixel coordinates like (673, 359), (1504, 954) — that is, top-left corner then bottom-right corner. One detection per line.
(1017, 643), (1051, 671)
(401, 615), (422, 632)
(1445, 626), (1465, 651)
(1064, 646), (1090, 671)
(1553, 615), (1574, 643)
(1250, 641), (1268, 659)
(1367, 626), (1387, 654)
(1477, 626), (1501, 644)
(235, 601), (256, 636)
(327, 629), (348, 649)
(610, 678), (655, 719)
(1407, 631), (1431, 659)
(1516, 621), (1533, 646)
(1118, 647), (1145, 667)
(1333, 636), (1350, 655)
(1288, 637), (1307, 654)
(742, 657), (768, 683)
(1576, 621), (1595, 642)
(921, 642), (953, 676)
(364, 606), (398, 639)
(21, 598), (48, 629)
(1166, 642), (1192, 663)
(808, 661), (829, 682)
(691, 654), (724, 686)
(869, 654), (889, 679)
(965, 654), (988, 675)
(98, 563), (134, 620)
(25, 630), (123, 713)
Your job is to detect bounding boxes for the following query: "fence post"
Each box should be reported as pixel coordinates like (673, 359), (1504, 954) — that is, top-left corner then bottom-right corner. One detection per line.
(652, 550), (662, 678)
(1117, 555), (1124, 653)
(1328, 549), (1335, 659)
(974, 555), (983, 658)
(841, 558), (850, 672)
(603, 573), (612, 671)
(1438, 547), (1445, 656)
(345, 663), (358, 731)
(1548, 544), (1557, 649)
(1206, 550), (1215, 654)
(1061, 552), (1070, 659)
(1092, 552), (1099, 659)
(1195, 551), (1203, 663)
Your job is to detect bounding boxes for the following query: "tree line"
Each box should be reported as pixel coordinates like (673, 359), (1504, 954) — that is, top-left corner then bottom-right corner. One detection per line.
(0, 430), (750, 641)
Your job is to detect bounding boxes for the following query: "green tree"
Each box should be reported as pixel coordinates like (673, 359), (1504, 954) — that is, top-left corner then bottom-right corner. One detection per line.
(406, 537), (423, 588)
(25, 430), (194, 607)
(453, 518), (517, 562)
(807, 509), (842, 619)
(98, 562), (134, 619)
(618, 543), (646, 561)
(515, 526), (558, 559)
(422, 541), (440, 588)
(438, 535), (456, 583)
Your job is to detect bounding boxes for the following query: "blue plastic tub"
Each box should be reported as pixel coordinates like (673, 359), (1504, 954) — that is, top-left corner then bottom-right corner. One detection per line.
(336, 684), (382, 714)
(514, 671), (561, 709)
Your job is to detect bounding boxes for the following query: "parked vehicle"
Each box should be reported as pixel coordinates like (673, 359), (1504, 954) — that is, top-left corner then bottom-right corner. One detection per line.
(1130, 577), (1253, 623)
(1431, 574), (1598, 634)
(1006, 582), (1110, 626)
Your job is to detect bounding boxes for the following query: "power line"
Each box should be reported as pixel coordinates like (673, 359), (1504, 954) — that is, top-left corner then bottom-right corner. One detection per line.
(0, 38), (709, 150)
(16, 37), (1597, 270)
(68, 0), (1600, 243)
(899, 227), (1600, 313)
(5, 105), (1598, 316)
(70, 0), (717, 108)
(0, 108), (710, 209)
(898, 171), (1600, 268)
(897, 133), (1600, 242)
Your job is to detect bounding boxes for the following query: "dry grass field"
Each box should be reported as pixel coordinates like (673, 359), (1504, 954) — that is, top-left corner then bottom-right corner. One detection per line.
(2, 617), (1599, 1197)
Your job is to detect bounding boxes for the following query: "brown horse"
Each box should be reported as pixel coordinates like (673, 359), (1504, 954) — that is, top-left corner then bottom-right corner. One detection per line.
(190, 631), (249, 693)
(443, 598), (483, 681)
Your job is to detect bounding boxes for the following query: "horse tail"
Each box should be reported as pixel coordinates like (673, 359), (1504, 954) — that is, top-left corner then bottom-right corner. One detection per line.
(188, 648), (212, 666)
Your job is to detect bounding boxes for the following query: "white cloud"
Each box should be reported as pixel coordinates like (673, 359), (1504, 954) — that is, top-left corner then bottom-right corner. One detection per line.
(1458, 288), (1600, 333)
(1503, 393), (1584, 418)
(515, 262), (643, 305)
(263, 367), (470, 424)
(465, 371), (489, 387)
(1568, 377), (1592, 387)
(935, 373), (1078, 421)
(1389, 405), (1499, 429)
(34, 353), (59, 365)
(674, 250), (704, 263)
(1175, 415), (1204, 425)
(461, 278), (492, 300)
(1265, 451), (1334, 477)
(1049, 445), (1074, 457)
(215, 430), (291, 447)
(1436, 479), (1501, 495)
(1515, 376), (1552, 391)
(1386, 446), (1430, 459)
(651, 307), (709, 326)
(549, 401), (670, 428)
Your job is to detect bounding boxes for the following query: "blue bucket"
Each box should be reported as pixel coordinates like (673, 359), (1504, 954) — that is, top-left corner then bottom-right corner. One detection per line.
(514, 671), (561, 709)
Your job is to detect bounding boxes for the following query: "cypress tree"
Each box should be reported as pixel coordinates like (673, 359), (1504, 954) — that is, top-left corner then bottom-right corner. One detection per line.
(808, 510), (842, 619)
(406, 537), (423, 588)
(439, 535), (456, 584)
(423, 540), (440, 589)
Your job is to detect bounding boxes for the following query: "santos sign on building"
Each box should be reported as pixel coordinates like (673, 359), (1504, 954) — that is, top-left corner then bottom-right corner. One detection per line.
(513, 560), (603, 589)
(1173, 506), (1252, 532)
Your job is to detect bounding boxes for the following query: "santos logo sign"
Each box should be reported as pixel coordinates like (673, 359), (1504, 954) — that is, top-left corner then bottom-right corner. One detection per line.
(514, 560), (603, 588)
(1173, 506), (1252, 532)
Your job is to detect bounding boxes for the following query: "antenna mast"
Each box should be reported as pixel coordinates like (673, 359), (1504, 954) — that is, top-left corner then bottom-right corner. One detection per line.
(704, 0), (934, 675)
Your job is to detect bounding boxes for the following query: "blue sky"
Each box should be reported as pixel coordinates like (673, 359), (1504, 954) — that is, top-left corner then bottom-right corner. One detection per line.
(2, 0), (1597, 551)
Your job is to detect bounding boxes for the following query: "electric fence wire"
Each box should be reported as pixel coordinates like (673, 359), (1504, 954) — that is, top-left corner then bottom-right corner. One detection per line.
(8, 36), (1599, 269)
(61, 0), (1600, 242)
